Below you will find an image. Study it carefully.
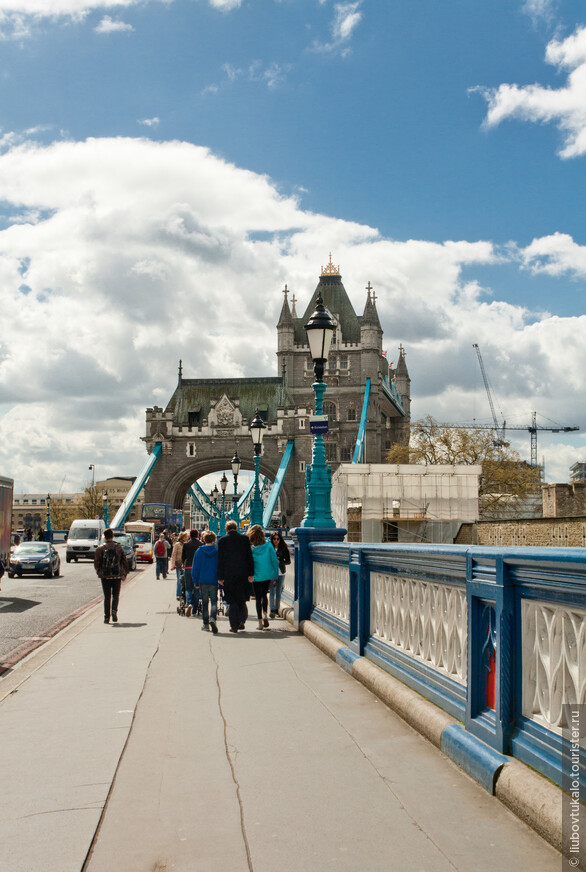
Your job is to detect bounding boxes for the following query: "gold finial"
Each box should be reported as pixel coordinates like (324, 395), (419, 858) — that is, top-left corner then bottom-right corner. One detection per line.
(321, 253), (340, 276)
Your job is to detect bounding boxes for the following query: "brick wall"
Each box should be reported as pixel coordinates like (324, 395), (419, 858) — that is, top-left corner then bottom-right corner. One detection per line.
(457, 516), (586, 547)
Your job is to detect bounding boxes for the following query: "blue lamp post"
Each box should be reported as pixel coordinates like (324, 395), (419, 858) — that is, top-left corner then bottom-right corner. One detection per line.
(231, 450), (241, 524)
(219, 472), (228, 535)
(209, 487), (219, 534)
(102, 491), (109, 527)
(301, 292), (337, 527)
(249, 411), (266, 527)
(46, 493), (53, 541)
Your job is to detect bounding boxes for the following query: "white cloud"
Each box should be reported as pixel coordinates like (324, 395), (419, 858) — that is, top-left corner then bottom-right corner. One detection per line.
(138, 117), (160, 127)
(0, 0), (240, 38)
(474, 25), (586, 158)
(519, 232), (586, 277)
(0, 135), (583, 492)
(522, 0), (557, 26)
(95, 15), (133, 33)
(311, 0), (363, 56)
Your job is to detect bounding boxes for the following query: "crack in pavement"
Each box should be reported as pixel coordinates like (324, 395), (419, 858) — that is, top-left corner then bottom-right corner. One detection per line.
(209, 637), (254, 872)
(277, 639), (460, 872)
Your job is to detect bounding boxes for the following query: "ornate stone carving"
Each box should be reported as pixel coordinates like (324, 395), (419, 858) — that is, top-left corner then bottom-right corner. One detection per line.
(313, 562), (349, 621)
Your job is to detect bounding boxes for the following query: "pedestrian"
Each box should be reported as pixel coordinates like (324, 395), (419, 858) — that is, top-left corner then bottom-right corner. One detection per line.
(269, 530), (290, 618)
(217, 519), (254, 633)
(154, 533), (170, 579)
(94, 528), (128, 624)
(171, 531), (188, 598)
(192, 530), (219, 633)
(248, 525), (280, 631)
(182, 529), (202, 617)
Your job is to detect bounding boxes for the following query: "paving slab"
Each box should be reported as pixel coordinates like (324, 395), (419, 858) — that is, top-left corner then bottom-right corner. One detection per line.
(0, 566), (561, 872)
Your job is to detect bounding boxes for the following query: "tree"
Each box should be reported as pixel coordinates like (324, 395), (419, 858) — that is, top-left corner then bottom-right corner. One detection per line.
(386, 416), (542, 519)
(48, 498), (79, 530)
(78, 484), (104, 520)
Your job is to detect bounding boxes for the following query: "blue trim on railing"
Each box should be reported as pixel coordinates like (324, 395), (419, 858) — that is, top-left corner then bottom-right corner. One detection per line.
(441, 724), (507, 793)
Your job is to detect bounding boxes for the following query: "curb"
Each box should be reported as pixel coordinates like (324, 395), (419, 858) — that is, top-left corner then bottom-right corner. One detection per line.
(282, 606), (564, 856)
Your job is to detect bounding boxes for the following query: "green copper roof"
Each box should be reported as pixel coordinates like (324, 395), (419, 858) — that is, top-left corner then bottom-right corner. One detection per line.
(294, 273), (362, 345)
(166, 378), (293, 426)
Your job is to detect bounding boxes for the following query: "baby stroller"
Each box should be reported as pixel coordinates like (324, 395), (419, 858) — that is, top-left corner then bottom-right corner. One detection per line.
(177, 569), (202, 617)
(177, 570), (187, 616)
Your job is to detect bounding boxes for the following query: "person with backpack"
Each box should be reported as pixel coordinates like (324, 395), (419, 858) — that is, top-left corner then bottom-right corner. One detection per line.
(154, 533), (170, 580)
(94, 528), (129, 624)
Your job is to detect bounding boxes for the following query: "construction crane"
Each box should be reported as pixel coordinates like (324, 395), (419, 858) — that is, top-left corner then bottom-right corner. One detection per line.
(451, 412), (579, 466)
(472, 344), (508, 446)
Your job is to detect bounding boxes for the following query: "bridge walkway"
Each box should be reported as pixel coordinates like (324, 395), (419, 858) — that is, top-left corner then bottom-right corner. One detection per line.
(0, 563), (559, 872)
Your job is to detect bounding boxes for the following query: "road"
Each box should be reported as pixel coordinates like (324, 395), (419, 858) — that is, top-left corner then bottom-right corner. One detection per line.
(0, 544), (146, 674)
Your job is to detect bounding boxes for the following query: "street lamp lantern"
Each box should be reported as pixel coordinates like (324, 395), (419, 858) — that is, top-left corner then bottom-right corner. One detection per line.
(250, 411), (266, 455)
(219, 472), (228, 535)
(300, 292), (337, 528)
(231, 451), (241, 523)
(212, 484), (219, 505)
(304, 292), (336, 381)
(220, 472), (228, 494)
(231, 451), (241, 478)
(249, 411), (266, 527)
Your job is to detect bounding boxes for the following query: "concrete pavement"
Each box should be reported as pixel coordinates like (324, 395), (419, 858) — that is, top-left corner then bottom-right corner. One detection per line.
(0, 563), (561, 872)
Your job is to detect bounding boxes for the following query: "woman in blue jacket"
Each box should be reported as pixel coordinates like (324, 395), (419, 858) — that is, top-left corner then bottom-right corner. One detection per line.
(248, 525), (280, 630)
(191, 531), (219, 633)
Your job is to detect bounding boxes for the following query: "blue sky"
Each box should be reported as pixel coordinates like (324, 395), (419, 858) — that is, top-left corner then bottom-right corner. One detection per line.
(0, 0), (585, 491)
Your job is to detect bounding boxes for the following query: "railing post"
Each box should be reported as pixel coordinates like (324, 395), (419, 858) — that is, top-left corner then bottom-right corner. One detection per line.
(290, 527), (347, 629)
(466, 552), (515, 753)
(349, 547), (369, 655)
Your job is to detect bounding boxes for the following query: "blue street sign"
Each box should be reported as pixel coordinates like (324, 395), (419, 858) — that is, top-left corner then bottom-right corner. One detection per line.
(310, 415), (329, 435)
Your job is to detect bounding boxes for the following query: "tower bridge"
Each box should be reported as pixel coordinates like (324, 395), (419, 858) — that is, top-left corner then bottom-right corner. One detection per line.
(141, 259), (411, 527)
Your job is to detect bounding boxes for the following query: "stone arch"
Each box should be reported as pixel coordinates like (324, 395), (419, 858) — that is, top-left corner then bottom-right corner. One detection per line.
(158, 455), (291, 520)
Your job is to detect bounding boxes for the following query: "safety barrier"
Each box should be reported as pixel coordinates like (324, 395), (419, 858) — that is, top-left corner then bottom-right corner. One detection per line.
(285, 535), (586, 792)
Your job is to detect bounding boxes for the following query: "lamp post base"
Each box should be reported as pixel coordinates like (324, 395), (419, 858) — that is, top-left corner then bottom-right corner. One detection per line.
(290, 526), (347, 627)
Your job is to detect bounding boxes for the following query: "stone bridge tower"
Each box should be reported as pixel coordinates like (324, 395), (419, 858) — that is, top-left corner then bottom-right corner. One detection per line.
(143, 259), (410, 526)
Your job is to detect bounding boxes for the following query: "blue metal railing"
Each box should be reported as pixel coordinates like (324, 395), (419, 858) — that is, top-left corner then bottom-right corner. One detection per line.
(287, 536), (586, 793)
(110, 443), (163, 529)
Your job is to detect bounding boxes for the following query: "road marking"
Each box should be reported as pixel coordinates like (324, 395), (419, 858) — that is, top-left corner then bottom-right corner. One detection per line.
(0, 600), (15, 610)
(18, 636), (52, 641)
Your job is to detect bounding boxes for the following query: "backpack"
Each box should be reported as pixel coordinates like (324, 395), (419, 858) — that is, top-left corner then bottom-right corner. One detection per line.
(155, 539), (167, 557)
(101, 545), (122, 579)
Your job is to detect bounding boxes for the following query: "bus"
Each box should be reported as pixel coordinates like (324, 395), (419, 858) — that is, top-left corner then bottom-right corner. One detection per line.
(124, 520), (155, 563)
(141, 503), (183, 533)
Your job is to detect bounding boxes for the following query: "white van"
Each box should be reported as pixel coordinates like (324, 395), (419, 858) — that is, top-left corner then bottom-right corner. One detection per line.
(66, 518), (106, 563)
(124, 521), (155, 564)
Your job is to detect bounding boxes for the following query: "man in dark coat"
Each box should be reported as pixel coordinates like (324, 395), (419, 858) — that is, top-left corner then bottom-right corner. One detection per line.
(217, 520), (254, 632)
(94, 528), (128, 624)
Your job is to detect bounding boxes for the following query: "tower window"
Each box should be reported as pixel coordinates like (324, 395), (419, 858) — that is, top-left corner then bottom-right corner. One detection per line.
(188, 411), (200, 427)
(347, 407), (356, 421)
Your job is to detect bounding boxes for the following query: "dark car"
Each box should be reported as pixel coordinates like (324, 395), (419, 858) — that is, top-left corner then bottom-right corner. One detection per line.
(101, 532), (137, 572)
(8, 542), (61, 578)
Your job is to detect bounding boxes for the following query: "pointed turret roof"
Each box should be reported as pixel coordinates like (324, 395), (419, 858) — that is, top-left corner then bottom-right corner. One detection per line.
(277, 284), (294, 327)
(294, 256), (361, 344)
(361, 281), (382, 329)
(395, 344), (409, 376)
